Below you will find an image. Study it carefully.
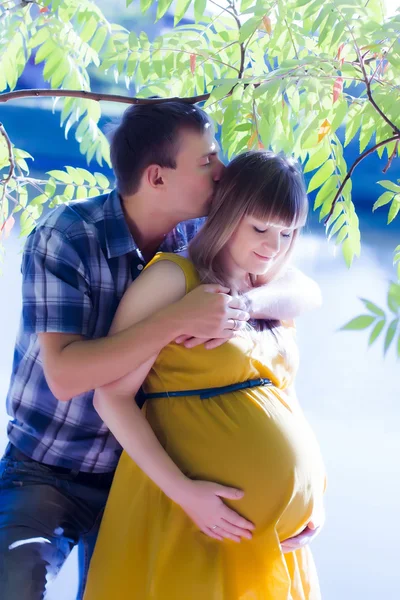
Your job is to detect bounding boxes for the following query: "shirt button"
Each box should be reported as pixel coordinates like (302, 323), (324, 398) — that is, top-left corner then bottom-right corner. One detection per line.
(137, 264), (144, 271)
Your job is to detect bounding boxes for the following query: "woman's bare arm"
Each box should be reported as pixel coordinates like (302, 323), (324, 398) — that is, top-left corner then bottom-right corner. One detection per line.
(94, 260), (254, 542)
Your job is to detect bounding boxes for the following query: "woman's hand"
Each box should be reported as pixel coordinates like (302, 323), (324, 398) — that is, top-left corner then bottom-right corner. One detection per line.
(173, 479), (255, 542)
(280, 504), (325, 553)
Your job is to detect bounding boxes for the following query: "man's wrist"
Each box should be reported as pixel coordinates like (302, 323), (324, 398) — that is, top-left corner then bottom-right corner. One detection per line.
(154, 303), (187, 340)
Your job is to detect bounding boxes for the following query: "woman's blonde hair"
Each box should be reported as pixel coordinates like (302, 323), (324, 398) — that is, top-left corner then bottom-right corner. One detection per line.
(189, 150), (308, 291)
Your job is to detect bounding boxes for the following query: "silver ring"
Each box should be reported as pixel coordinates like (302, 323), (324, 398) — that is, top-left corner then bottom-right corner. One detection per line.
(211, 525), (218, 530)
(232, 319), (238, 331)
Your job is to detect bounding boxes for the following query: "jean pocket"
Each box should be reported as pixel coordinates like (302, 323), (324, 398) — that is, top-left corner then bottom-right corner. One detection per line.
(0, 459), (56, 487)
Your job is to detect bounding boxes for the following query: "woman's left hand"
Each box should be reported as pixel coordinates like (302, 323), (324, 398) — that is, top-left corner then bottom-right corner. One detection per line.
(280, 506), (325, 554)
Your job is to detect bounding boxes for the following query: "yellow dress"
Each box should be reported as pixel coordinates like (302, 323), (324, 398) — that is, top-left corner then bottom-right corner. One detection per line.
(84, 253), (326, 600)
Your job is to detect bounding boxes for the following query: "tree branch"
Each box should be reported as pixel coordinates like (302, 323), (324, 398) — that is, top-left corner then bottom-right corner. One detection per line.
(382, 140), (399, 174)
(324, 134), (400, 224)
(355, 44), (400, 135)
(0, 88), (211, 105)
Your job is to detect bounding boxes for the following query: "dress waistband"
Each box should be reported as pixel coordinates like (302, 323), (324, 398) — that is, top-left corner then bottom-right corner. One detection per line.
(143, 378), (273, 401)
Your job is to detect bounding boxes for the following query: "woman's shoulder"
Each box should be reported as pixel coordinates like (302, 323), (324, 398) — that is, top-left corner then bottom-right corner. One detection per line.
(145, 252), (200, 293)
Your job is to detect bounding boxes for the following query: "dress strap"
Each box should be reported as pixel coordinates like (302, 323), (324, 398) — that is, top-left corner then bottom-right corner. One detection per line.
(143, 378), (273, 401)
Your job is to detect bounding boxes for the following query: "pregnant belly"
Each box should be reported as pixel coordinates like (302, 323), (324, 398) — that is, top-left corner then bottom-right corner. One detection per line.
(146, 389), (326, 542)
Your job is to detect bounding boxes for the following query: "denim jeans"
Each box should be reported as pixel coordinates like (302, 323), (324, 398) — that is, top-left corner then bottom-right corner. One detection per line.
(0, 443), (115, 600)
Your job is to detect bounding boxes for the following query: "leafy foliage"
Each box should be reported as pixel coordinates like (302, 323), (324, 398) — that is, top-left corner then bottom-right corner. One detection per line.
(0, 0), (400, 354)
(342, 285), (400, 358)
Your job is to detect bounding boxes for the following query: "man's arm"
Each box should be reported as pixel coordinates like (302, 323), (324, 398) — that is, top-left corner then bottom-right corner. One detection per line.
(176, 267), (322, 349)
(22, 225), (248, 401)
(38, 266), (249, 401)
(245, 267), (322, 321)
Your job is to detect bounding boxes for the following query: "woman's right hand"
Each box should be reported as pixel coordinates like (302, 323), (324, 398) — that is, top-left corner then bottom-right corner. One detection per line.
(173, 479), (255, 542)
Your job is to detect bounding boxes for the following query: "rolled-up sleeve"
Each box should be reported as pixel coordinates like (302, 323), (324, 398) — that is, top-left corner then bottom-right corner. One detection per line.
(22, 226), (93, 336)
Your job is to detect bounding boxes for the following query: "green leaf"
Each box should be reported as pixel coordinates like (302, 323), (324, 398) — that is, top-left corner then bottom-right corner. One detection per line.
(65, 166), (84, 185)
(205, 82), (234, 105)
(35, 39), (56, 64)
(307, 159), (335, 193)
(80, 16), (98, 44)
(314, 176), (337, 210)
(378, 180), (400, 193)
(29, 27), (50, 49)
(341, 315), (376, 331)
(91, 26), (108, 54)
(384, 318), (399, 354)
(330, 98), (348, 134)
(156, 0), (174, 21)
(373, 191), (394, 211)
(129, 32), (138, 50)
(77, 167), (97, 186)
(368, 319), (385, 346)
(45, 179), (56, 197)
(194, 0), (207, 22)
(94, 172), (110, 189)
(304, 144), (331, 173)
(47, 170), (72, 184)
(342, 236), (355, 268)
(328, 213), (346, 240)
(344, 104), (363, 147)
(360, 298), (385, 318)
(388, 282), (400, 313)
(63, 185), (75, 201)
(239, 16), (262, 44)
(388, 199), (400, 224)
(140, 0), (153, 14)
(174, 0), (192, 25)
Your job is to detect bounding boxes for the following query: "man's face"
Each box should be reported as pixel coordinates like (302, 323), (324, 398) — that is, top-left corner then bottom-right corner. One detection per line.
(165, 127), (225, 219)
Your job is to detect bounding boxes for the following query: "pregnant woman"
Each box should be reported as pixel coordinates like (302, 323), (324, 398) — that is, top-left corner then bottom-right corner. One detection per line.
(83, 150), (326, 599)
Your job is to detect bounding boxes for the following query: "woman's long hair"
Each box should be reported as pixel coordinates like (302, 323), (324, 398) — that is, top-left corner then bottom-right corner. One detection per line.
(189, 150), (309, 359)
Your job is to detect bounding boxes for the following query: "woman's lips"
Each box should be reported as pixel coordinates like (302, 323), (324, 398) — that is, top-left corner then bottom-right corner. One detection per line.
(253, 251), (274, 262)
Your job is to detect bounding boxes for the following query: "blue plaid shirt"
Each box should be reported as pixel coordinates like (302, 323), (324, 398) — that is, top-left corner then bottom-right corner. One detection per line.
(6, 190), (204, 473)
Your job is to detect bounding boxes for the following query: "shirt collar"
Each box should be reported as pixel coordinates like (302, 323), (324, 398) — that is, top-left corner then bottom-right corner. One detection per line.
(103, 189), (139, 259)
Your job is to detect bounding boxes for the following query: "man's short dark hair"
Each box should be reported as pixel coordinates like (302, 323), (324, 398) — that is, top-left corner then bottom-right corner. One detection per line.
(110, 101), (211, 196)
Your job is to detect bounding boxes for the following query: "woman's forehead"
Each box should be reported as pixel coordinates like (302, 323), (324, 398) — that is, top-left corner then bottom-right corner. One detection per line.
(248, 215), (296, 230)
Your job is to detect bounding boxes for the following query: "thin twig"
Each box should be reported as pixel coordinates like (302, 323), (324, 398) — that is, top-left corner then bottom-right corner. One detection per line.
(209, 0), (236, 21)
(0, 122), (15, 190)
(252, 100), (260, 145)
(382, 140), (399, 174)
(324, 134), (400, 224)
(152, 46), (239, 73)
(285, 18), (299, 60)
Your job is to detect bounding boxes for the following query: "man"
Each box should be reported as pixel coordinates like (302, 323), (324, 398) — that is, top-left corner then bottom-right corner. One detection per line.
(0, 101), (322, 599)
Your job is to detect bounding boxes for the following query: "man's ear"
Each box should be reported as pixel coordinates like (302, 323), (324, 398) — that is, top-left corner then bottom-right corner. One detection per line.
(145, 165), (165, 189)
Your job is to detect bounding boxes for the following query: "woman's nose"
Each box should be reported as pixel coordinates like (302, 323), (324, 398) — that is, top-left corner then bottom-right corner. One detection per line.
(262, 234), (280, 255)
